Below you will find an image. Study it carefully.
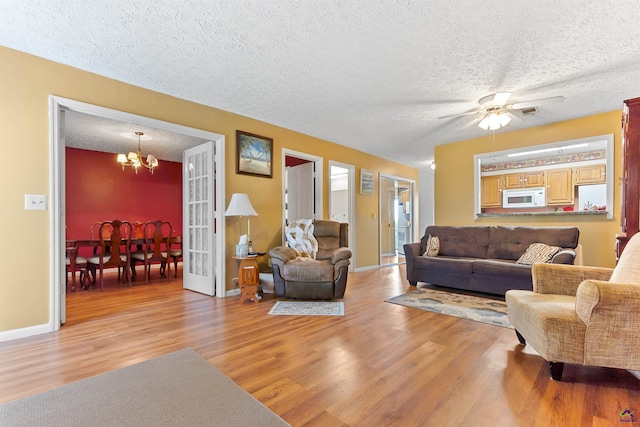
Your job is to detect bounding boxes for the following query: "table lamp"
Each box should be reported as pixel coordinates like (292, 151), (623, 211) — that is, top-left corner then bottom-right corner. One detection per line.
(224, 193), (258, 253)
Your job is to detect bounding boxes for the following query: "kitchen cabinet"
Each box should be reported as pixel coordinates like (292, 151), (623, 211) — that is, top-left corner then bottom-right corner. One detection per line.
(575, 165), (606, 185)
(503, 171), (545, 189)
(481, 175), (502, 207)
(545, 168), (574, 205)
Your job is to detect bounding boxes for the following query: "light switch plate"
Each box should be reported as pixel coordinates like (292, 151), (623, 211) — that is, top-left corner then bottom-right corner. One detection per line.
(25, 194), (47, 210)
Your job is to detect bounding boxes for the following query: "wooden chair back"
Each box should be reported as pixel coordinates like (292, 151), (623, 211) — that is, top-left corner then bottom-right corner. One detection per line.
(143, 220), (173, 262)
(98, 220), (132, 269)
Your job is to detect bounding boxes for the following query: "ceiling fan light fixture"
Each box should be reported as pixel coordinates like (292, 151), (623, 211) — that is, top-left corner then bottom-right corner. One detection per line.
(478, 111), (510, 131)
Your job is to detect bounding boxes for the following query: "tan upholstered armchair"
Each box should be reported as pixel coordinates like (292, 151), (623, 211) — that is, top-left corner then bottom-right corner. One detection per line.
(506, 233), (640, 381)
(269, 220), (351, 299)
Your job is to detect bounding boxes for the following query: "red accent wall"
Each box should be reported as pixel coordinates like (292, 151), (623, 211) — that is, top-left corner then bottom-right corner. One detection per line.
(285, 156), (312, 167)
(65, 148), (182, 241)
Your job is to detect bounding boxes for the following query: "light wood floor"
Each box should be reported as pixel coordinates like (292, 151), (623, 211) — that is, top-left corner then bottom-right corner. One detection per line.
(1, 266), (638, 426)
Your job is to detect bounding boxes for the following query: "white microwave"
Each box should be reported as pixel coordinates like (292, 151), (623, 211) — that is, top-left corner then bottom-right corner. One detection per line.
(502, 187), (546, 208)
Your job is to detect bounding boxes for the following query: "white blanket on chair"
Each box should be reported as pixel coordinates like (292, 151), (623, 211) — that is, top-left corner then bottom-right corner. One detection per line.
(286, 219), (318, 259)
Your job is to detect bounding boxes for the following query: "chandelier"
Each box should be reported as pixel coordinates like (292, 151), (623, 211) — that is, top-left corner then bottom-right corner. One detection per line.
(117, 131), (159, 174)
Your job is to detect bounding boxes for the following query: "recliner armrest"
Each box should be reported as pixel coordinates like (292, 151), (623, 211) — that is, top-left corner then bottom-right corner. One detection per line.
(269, 246), (297, 264)
(532, 263), (614, 296)
(331, 247), (352, 264)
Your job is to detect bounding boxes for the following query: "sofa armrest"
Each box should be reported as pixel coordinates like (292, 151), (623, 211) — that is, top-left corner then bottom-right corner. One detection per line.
(550, 249), (576, 265)
(576, 280), (640, 324)
(404, 242), (421, 258)
(331, 247), (352, 264)
(403, 243), (422, 285)
(269, 246), (297, 264)
(532, 263), (614, 296)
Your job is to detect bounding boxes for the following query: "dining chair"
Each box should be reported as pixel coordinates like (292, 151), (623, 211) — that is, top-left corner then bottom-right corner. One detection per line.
(162, 236), (183, 278)
(86, 220), (133, 291)
(131, 220), (172, 284)
(65, 241), (88, 292)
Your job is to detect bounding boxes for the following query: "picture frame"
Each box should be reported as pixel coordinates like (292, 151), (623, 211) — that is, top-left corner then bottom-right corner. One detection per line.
(360, 168), (374, 195)
(236, 130), (273, 178)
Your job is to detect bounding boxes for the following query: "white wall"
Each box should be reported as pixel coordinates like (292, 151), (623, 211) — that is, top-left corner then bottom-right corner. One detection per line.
(418, 167), (435, 236)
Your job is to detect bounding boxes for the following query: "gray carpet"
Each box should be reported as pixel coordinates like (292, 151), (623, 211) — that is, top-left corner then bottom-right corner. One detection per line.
(0, 348), (289, 427)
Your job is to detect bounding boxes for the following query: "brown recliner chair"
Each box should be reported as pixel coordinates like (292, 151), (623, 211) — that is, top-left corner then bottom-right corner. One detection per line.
(269, 220), (351, 299)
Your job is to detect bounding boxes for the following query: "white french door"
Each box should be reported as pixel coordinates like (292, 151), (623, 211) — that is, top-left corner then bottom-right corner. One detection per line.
(183, 142), (216, 296)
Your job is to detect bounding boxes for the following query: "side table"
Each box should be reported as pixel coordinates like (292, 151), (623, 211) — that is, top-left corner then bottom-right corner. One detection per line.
(233, 255), (262, 304)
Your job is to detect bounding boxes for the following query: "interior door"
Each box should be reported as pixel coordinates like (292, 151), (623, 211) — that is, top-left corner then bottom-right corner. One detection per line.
(183, 142), (215, 295)
(286, 162), (314, 221)
(380, 175), (414, 265)
(329, 162), (355, 271)
(380, 177), (396, 256)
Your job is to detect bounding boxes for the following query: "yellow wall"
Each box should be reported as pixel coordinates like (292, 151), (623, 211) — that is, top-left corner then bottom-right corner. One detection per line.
(434, 111), (622, 268)
(0, 47), (417, 333)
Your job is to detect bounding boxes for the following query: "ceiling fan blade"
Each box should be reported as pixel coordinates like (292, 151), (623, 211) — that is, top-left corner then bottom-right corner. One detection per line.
(438, 110), (479, 119)
(504, 112), (524, 124)
(493, 92), (512, 106)
(510, 96), (565, 110)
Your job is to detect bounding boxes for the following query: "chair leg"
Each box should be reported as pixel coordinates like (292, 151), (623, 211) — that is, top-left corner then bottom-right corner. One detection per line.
(160, 261), (166, 278)
(515, 330), (526, 345)
(549, 362), (564, 381)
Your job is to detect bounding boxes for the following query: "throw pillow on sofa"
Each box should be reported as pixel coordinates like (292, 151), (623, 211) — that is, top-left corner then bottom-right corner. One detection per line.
(516, 242), (561, 265)
(422, 234), (440, 257)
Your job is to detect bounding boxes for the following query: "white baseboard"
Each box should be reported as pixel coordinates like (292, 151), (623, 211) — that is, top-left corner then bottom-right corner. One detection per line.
(0, 322), (52, 342)
(225, 288), (240, 296)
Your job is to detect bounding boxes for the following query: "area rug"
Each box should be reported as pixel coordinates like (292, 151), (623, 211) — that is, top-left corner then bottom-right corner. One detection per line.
(268, 301), (344, 316)
(0, 348), (289, 427)
(386, 287), (513, 329)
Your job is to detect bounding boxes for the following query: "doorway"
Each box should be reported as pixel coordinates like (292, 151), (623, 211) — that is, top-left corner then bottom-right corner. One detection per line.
(281, 149), (323, 242)
(329, 161), (355, 270)
(379, 175), (415, 266)
(49, 96), (226, 330)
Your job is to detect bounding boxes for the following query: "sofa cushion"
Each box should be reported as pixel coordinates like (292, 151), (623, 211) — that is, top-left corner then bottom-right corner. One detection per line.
(487, 226), (579, 261)
(472, 259), (532, 279)
(516, 243), (561, 265)
(423, 226), (490, 258)
(414, 256), (474, 274)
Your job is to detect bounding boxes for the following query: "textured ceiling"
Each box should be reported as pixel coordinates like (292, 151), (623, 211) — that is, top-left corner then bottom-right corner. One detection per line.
(64, 111), (208, 163)
(2, 1), (640, 170)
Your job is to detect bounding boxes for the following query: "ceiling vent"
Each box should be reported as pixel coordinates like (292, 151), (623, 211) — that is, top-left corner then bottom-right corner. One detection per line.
(521, 107), (538, 115)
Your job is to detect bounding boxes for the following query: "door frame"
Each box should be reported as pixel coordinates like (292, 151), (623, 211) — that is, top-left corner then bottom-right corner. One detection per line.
(281, 148), (323, 243)
(378, 173), (416, 266)
(49, 96), (226, 332)
(328, 160), (355, 271)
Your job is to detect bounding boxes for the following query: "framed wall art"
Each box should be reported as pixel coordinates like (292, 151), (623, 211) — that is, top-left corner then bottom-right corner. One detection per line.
(360, 168), (374, 195)
(236, 130), (273, 178)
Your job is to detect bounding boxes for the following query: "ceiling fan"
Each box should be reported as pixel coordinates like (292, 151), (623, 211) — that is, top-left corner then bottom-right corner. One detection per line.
(438, 92), (565, 130)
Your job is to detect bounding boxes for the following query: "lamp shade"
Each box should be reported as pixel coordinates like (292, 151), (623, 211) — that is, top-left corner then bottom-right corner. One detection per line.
(224, 193), (257, 217)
